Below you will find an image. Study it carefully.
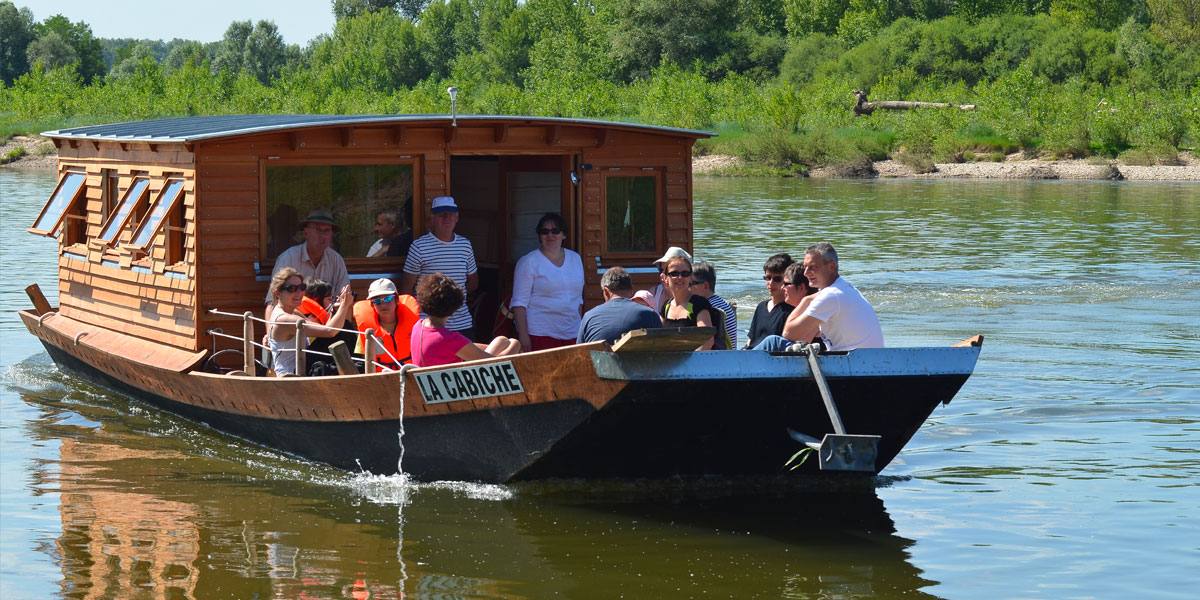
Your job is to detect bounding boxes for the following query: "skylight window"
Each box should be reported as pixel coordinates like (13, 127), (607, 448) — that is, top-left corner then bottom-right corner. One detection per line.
(97, 177), (150, 244)
(28, 172), (86, 237)
(128, 180), (185, 250)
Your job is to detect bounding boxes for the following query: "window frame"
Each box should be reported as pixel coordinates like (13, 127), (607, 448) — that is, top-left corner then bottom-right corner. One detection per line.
(96, 176), (151, 245)
(600, 169), (662, 258)
(28, 171), (87, 237)
(127, 179), (186, 251)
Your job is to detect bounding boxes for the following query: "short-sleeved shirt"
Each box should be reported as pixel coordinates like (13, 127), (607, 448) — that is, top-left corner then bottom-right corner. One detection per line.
(510, 248), (585, 340)
(803, 276), (884, 351)
(746, 299), (794, 349)
(410, 320), (471, 367)
(265, 243), (350, 304)
(708, 294), (738, 350)
(403, 232), (477, 331)
(577, 297), (664, 344)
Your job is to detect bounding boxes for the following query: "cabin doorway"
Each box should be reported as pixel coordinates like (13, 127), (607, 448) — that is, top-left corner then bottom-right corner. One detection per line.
(448, 155), (573, 339)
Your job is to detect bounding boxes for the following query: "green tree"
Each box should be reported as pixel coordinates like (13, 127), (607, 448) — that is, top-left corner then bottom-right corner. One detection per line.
(310, 9), (427, 91)
(0, 1), (36, 84)
(416, 0), (480, 79)
(243, 21), (289, 84)
(25, 31), (78, 71)
(784, 0), (849, 36)
(1049, 0), (1148, 30)
(163, 41), (210, 72)
(603, 0), (739, 81)
(34, 14), (105, 83)
(213, 20), (252, 73)
(1147, 0), (1199, 49)
(333, 0), (402, 20)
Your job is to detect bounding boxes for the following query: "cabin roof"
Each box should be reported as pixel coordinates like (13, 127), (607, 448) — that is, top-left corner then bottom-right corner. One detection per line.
(42, 114), (714, 143)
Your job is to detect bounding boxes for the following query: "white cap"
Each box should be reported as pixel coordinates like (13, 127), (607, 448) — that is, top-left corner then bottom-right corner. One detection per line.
(431, 196), (458, 214)
(653, 246), (692, 266)
(367, 278), (398, 300)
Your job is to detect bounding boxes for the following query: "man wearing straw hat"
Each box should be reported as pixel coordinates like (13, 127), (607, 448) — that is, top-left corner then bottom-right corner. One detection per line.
(265, 207), (351, 306)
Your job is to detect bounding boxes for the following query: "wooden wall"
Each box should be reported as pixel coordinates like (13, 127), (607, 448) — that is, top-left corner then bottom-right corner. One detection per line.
(54, 141), (198, 351)
(45, 120), (700, 355)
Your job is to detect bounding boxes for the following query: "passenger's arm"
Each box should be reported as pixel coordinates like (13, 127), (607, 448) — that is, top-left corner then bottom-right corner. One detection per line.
(307, 286), (354, 338)
(694, 308), (715, 351)
(512, 306), (531, 352)
(466, 271), (479, 294)
(399, 272), (419, 296)
(782, 295), (820, 343)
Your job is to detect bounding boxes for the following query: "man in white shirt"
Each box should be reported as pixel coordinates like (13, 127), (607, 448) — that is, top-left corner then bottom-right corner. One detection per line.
(265, 207), (350, 306)
(755, 242), (883, 352)
(399, 196), (479, 340)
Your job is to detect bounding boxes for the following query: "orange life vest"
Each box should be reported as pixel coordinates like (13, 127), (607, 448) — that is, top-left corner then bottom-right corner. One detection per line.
(297, 296), (329, 324)
(353, 295), (419, 372)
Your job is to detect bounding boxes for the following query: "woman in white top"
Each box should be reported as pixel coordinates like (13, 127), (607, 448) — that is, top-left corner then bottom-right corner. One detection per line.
(267, 267), (354, 376)
(510, 212), (584, 351)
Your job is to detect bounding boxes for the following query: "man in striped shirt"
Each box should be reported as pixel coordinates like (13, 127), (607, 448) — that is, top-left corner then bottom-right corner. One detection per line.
(690, 261), (737, 350)
(399, 196), (479, 340)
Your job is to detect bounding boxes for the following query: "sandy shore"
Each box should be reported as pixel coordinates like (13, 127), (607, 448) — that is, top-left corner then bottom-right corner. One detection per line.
(696, 152), (1200, 181)
(8, 135), (1200, 181)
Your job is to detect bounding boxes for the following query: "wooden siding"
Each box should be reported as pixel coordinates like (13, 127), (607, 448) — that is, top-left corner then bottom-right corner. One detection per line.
(53, 143), (198, 351)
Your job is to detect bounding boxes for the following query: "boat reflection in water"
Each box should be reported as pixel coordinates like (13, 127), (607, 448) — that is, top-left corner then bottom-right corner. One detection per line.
(23, 371), (937, 598)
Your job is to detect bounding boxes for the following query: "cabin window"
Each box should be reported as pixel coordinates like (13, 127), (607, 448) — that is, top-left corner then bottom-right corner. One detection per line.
(28, 171), (86, 237)
(101, 169), (120, 222)
(603, 173), (659, 254)
(264, 163), (414, 260)
(128, 179), (185, 250)
(98, 176), (150, 245)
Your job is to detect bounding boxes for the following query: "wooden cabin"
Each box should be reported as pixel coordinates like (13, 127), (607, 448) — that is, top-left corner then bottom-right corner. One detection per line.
(30, 115), (712, 357)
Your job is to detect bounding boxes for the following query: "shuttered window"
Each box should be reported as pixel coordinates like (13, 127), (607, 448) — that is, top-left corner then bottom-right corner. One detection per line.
(97, 177), (150, 244)
(128, 180), (185, 250)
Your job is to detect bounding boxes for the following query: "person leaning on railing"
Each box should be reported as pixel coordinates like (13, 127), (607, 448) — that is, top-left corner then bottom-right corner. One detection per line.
(267, 267), (353, 376)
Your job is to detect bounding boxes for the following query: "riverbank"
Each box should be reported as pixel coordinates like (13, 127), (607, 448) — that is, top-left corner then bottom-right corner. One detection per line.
(695, 152), (1200, 181)
(7, 135), (1200, 181)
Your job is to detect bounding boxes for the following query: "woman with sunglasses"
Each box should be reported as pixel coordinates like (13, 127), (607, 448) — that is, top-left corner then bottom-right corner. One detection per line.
(659, 256), (718, 350)
(353, 278), (420, 372)
(510, 212), (584, 352)
(267, 267), (353, 376)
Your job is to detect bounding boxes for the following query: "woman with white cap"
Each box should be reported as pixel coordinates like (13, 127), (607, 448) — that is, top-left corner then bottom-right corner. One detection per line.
(647, 246), (692, 312)
(353, 278), (420, 372)
(511, 212), (584, 351)
(659, 254), (718, 351)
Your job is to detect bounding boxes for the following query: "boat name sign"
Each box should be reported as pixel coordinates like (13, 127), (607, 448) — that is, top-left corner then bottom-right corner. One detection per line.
(413, 361), (524, 404)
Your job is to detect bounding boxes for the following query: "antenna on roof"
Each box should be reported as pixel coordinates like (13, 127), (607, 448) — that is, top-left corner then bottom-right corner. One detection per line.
(447, 87), (459, 127)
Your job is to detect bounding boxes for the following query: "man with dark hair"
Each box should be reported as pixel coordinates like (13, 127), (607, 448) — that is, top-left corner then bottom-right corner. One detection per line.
(745, 253), (795, 348)
(756, 242), (883, 351)
(577, 267), (663, 344)
(690, 261), (736, 350)
(367, 209), (403, 257)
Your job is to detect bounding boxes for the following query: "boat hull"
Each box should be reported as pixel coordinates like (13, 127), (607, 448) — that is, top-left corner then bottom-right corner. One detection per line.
(24, 309), (979, 482)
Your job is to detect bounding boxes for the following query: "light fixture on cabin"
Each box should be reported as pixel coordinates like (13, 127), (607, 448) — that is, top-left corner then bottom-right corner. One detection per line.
(447, 87), (459, 127)
(570, 171), (579, 186)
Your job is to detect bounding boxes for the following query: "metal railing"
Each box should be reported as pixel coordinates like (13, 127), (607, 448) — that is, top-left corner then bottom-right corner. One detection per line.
(206, 308), (402, 376)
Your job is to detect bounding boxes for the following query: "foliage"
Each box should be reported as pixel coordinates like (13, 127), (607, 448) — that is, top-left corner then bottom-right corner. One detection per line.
(0, 1), (36, 85)
(33, 13), (105, 84)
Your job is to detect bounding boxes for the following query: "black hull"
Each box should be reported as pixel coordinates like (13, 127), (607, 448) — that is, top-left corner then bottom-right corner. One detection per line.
(39, 340), (968, 483)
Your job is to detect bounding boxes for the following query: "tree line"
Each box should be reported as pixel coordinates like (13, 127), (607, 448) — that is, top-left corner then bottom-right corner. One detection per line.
(2, 0), (1197, 170)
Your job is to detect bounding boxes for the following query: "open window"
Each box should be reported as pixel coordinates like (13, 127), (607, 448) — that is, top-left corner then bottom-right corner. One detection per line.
(602, 171), (660, 255)
(28, 171), (86, 238)
(128, 179), (185, 251)
(97, 176), (151, 245)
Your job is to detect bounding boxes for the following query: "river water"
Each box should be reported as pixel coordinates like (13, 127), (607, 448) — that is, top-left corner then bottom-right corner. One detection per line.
(2, 169), (1197, 599)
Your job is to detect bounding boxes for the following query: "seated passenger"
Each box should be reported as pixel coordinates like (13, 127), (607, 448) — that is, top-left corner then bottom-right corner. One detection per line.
(353, 278), (419, 372)
(267, 267), (353, 376)
(745, 253), (795, 349)
(754, 242), (883, 352)
(577, 267), (663, 344)
(659, 255), (720, 350)
(689, 261), (736, 350)
(298, 277), (333, 324)
(410, 272), (520, 367)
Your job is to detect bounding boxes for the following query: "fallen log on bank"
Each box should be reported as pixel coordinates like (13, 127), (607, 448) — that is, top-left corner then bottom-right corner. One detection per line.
(853, 89), (977, 116)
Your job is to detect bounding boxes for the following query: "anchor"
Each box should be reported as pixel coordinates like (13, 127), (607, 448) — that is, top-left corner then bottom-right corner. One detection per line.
(788, 343), (881, 472)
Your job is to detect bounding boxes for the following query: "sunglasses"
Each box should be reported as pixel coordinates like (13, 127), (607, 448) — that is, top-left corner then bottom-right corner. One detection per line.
(666, 270), (692, 279)
(783, 280), (804, 288)
(537, 227), (563, 236)
(763, 275), (784, 283)
(279, 283), (307, 293)
(371, 294), (396, 305)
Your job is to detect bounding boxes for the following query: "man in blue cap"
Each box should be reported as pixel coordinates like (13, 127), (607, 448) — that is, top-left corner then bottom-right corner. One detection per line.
(399, 196), (479, 340)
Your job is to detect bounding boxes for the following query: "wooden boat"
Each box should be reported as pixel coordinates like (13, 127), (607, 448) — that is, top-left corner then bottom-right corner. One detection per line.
(19, 114), (982, 483)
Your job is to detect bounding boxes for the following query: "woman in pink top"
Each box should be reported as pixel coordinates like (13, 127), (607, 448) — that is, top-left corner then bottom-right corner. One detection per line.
(411, 272), (520, 367)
